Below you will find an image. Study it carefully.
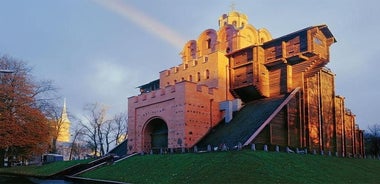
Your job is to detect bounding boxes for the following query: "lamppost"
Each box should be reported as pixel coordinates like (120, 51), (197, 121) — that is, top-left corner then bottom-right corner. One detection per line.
(0, 70), (14, 73)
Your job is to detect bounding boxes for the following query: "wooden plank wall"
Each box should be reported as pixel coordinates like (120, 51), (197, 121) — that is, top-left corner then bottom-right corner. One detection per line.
(231, 65), (253, 88)
(232, 50), (252, 66)
(270, 109), (287, 146)
(287, 92), (301, 148)
(344, 111), (354, 157)
(268, 66), (281, 96)
(305, 73), (321, 151)
(253, 91), (302, 149)
(231, 27), (365, 155)
(264, 45), (282, 62)
(256, 47), (270, 97)
(319, 70), (335, 152)
(355, 128), (364, 157)
(285, 36), (301, 57)
(355, 129), (365, 156)
(303, 70), (364, 157)
(254, 125), (270, 144)
(264, 31), (308, 64)
(311, 30), (329, 59)
(268, 65), (288, 96)
(304, 69), (340, 153)
(334, 96), (345, 156)
(230, 49), (255, 92)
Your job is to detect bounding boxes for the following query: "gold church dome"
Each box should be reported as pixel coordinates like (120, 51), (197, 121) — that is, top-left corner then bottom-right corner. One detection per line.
(218, 10), (249, 29)
(228, 11), (248, 19)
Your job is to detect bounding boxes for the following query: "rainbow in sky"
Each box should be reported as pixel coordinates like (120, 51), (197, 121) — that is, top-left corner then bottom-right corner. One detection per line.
(93, 0), (187, 50)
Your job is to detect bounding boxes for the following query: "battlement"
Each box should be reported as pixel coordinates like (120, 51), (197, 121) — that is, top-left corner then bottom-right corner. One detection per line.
(158, 51), (230, 90)
(129, 81), (216, 105)
(160, 56), (212, 77)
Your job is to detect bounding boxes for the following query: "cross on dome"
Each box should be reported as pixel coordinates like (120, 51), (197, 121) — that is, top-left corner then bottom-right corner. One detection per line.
(230, 2), (236, 12)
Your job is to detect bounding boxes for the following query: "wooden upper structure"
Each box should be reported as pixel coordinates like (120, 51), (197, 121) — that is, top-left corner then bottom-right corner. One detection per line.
(200, 24), (364, 157)
(228, 25), (335, 101)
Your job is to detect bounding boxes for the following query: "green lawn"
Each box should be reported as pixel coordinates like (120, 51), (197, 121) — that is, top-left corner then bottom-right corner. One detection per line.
(0, 159), (92, 177)
(2, 151), (379, 183)
(80, 150), (380, 184)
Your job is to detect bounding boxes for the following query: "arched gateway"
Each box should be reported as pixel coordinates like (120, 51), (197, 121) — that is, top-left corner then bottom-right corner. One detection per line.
(143, 118), (168, 153)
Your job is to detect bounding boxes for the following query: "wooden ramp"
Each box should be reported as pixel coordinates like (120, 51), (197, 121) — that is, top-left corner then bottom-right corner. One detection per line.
(195, 88), (299, 150)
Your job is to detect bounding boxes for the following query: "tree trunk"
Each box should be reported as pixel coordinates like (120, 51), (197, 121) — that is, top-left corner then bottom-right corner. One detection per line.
(0, 149), (5, 168)
(106, 136), (110, 153)
(52, 138), (57, 153)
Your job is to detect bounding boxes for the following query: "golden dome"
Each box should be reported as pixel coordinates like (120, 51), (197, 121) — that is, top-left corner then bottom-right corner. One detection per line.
(229, 11), (248, 19)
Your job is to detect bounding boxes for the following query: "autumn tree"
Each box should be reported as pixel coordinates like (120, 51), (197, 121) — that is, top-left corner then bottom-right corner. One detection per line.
(0, 55), (54, 167)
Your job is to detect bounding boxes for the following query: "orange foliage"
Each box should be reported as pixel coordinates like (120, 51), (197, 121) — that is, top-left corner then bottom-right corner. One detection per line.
(0, 56), (51, 161)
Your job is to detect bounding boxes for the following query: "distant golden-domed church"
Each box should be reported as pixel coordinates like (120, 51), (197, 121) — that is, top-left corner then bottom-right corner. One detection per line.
(128, 9), (365, 157)
(51, 99), (72, 161)
(57, 99), (71, 143)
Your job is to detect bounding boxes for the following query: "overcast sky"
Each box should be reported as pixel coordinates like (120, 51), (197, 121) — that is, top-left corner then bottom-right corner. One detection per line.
(0, 0), (378, 130)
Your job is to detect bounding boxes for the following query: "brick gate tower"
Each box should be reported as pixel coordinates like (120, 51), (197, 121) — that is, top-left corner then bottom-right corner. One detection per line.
(127, 10), (364, 157)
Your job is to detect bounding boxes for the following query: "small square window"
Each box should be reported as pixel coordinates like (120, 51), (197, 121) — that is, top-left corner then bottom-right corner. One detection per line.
(204, 56), (208, 63)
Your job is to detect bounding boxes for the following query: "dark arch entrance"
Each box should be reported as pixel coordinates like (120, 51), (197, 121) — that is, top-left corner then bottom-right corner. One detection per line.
(143, 118), (168, 153)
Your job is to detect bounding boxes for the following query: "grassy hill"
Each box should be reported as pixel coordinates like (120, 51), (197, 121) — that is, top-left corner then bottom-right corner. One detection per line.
(0, 159), (93, 177)
(80, 150), (380, 183)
